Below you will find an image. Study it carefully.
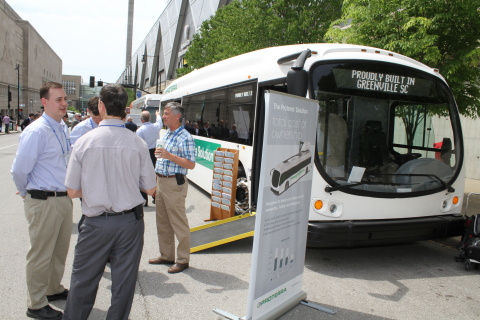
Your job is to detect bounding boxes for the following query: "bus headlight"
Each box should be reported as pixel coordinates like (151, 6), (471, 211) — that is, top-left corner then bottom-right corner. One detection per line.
(440, 195), (462, 213)
(311, 198), (343, 218)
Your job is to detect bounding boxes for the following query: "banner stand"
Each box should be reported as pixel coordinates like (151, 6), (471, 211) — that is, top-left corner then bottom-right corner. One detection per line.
(213, 293), (337, 320)
(213, 91), (336, 320)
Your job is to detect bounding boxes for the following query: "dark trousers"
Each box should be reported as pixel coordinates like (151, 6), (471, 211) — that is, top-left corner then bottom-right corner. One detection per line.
(64, 213), (144, 320)
(140, 148), (157, 205)
(4, 123), (9, 133)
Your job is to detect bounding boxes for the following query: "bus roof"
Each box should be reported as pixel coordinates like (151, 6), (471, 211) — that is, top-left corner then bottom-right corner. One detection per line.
(162, 43), (446, 102)
(131, 94), (163, 109)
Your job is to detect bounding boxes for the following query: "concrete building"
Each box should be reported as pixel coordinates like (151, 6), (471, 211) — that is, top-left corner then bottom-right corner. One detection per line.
(0, 0), (62, 121)
(62, 75), (83, 112)
(118, 0), (233, 95)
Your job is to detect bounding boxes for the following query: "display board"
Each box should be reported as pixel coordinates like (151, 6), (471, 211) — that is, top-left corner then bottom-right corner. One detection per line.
(209, 148), (239, 221)
(246, 90), (319, 320)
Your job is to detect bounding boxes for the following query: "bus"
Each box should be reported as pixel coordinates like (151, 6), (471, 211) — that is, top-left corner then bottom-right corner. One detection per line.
(129, 94), (162, 126)
(160, 43), (465, 248)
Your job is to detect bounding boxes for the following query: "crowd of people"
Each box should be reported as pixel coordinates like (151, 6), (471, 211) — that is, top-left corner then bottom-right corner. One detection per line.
(10, 82), (196, 320)
(183, 119), (239, 142)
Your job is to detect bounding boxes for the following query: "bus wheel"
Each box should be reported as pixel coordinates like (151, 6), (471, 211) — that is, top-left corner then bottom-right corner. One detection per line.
(235, 177), (249, 215)
(285, 181), (290, 190)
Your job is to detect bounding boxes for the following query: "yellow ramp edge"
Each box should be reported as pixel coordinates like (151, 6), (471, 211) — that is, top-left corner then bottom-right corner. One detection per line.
(190, 212), (256, 253)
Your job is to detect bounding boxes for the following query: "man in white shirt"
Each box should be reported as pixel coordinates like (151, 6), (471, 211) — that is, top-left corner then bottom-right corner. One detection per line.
(136, 110), (163, 206)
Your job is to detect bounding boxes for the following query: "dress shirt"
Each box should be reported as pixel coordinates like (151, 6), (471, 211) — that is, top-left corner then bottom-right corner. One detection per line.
(65, 119), (156, 217)
(136, 117), (163, 149)
(70, 118), (98, 146)
(155, 125), (196, 176)
(11, 113), (70, 196)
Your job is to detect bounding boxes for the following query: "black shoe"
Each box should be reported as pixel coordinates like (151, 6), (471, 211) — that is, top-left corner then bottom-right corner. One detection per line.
(46, 289), (68, 302)
(26, 305), (62, 319)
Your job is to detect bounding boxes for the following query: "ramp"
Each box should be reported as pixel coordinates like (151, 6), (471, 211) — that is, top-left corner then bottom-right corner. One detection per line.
(190, 212), (256, 253)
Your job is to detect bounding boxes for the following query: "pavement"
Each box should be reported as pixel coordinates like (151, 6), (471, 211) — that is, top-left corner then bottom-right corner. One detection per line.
(1, 131), (480, 319)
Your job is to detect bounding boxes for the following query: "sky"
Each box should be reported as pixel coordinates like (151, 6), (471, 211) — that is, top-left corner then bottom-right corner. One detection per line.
(8, 0), (167, 84)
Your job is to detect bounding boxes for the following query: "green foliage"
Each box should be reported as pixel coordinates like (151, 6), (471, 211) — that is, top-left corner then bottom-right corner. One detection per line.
(177, 0), (343, 77)
(125, 88), (136, 108)
(326, 0), (480, 117)
(68, 106), (80, 113)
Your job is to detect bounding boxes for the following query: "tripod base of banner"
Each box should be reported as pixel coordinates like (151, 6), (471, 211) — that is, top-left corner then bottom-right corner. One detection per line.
(212, 308), (245, 320)
(301, 299), (336, 315)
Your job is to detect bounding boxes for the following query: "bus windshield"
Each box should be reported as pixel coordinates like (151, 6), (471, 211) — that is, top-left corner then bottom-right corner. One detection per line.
(311, 60), (461, 195)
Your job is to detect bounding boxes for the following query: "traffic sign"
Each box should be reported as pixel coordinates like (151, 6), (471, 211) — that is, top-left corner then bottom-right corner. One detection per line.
(136, 91), (141, 98)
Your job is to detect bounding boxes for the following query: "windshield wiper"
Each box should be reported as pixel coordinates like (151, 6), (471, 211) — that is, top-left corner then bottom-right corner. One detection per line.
(384, 173), (455, 193)
(325, 181), (371, 193)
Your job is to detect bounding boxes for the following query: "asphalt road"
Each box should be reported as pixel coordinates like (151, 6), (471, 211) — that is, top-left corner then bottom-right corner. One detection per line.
(1, 131), (480, 319)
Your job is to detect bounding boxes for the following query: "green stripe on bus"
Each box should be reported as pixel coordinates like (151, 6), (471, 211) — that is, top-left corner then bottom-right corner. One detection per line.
(195, 139), (221, 169)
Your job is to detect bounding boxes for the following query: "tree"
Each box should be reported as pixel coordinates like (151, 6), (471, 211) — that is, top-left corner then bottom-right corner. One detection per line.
(326, 0), (480, 117)
(177, 0), (343, 76)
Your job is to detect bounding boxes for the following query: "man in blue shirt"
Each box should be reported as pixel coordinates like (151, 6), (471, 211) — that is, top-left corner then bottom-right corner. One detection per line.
(11, 82), (73, 320)
(148, 102), (196, 273)
(69, 97), (102, 146)
(136, 110), (162, 206)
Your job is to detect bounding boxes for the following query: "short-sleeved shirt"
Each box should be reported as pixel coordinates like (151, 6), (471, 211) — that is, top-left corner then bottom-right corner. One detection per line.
(65, 119), (156, 217)
(155, 125), (196, 176)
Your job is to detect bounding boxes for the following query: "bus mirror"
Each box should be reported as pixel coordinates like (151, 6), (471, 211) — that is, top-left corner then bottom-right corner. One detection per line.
(287, 69), (308, 97)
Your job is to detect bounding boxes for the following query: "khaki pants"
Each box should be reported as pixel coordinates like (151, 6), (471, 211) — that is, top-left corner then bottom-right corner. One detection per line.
(24, 193), (73, 309)
(155, 176), (190, 264)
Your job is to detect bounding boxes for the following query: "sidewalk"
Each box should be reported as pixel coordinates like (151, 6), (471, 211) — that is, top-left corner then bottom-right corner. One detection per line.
(0, 123), (20, 135)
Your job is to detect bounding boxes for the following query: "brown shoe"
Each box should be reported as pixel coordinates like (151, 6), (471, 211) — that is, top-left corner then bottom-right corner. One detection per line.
(148, 257), (175, 265)
(168, 263), (189, 273)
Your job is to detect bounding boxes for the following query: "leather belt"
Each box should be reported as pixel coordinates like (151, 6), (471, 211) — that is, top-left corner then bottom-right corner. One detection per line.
(28, 190), (68, 200)
(98, 209), (135, 217)
(156, 173), (177, 178)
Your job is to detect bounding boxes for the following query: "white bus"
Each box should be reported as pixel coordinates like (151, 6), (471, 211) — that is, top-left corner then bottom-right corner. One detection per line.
(129, 94), (162, 126)
(160, 44), (465, 248)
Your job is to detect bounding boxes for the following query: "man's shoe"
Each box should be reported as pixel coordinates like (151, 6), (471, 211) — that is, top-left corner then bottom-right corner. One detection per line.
(148, 257), (174, 265)
(168, 263), (189, 273)
(26, 305), (62, 320)
(46, 289), (68, 302)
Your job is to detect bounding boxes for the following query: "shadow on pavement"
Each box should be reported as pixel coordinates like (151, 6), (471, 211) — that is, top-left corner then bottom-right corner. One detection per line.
(279, 302), (393, 320)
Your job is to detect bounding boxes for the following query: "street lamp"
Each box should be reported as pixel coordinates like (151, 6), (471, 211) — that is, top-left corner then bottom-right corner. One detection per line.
(141, 54), (160, 94)
(15, 64), (20, 126)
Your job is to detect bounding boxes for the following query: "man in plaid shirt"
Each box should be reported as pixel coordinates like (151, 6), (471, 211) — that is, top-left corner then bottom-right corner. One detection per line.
(149, 102), (196, 273)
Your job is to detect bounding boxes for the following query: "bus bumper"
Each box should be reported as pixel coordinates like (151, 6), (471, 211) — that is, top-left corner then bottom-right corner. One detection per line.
(306, 214), (466, 248)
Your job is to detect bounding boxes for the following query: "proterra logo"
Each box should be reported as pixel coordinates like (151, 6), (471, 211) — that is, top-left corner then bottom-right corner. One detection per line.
(256, 288), (287, 308)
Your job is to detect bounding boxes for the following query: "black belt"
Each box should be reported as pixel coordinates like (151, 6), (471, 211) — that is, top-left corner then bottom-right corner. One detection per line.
(98, 209), (135, 217)
(28, 190), (68, 200)
(156, 173), (178, 178)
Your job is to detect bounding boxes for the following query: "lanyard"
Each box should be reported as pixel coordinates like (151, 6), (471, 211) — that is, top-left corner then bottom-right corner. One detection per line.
(99, 124), (126, 128)
(42, 115), (69, 155)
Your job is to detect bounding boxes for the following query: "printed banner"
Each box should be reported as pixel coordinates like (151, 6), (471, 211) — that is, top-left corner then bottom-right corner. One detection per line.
(246, 91), (319, 320)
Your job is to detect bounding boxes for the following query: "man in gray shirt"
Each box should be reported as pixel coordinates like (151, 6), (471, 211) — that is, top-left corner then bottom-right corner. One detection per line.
(63, 84), (156, 319)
